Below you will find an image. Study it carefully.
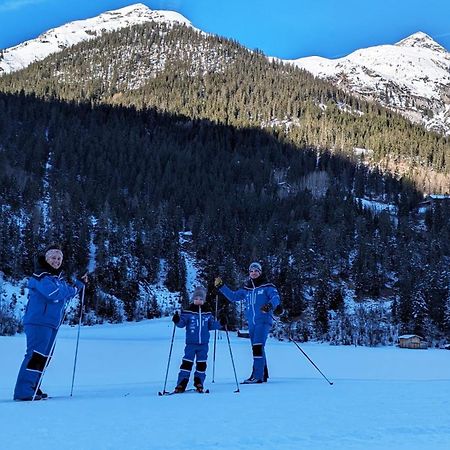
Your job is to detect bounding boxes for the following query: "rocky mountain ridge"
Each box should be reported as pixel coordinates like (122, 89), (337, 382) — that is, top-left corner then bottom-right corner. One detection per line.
(0, 3), (196, 75)
(288, 32), (450, 135)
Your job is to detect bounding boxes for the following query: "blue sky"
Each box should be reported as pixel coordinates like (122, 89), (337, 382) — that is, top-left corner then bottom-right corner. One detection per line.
(0, 0), (449, 58)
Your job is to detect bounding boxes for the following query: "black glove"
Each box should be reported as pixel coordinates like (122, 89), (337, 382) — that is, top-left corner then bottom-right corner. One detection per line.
(260, 303), (272, 313)
(172, 312), (180, 324)
(219, 315), (228, 327)
(214, 277), (224, 288)
(273, 304), (283, 316)
(79, 271), (89, 284)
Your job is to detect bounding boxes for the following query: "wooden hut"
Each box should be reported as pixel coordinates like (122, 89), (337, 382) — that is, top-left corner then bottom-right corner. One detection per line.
(398, 334), (428, 349)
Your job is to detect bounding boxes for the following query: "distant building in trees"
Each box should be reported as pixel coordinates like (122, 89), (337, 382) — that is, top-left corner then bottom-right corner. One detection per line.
(416, 195), (450, 214)
(398, 334), (428, 349)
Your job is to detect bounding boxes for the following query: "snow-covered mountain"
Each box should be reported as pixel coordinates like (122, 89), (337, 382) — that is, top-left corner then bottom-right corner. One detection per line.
(3, 4), (449, 137)
(0, 3), (196, 75)
(288, 32), (450, 135)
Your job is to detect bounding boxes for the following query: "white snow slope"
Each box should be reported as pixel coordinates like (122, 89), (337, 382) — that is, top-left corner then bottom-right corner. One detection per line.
(0, 3), (196, 75)
(288, 32), (450, 135)
(1, 319), (449, 450)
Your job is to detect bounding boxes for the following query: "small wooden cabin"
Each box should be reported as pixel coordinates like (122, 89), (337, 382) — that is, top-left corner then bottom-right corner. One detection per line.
(398, 334), (428, 349)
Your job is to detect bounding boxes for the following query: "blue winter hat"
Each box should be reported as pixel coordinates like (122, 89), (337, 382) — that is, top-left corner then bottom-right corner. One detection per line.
(248, 262), (262, 273)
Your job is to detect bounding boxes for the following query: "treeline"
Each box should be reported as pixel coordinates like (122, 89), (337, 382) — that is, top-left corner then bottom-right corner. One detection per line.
(1, 92), (450, 344)
(0, 21), (449, 180)
(1, 21), (450, 345)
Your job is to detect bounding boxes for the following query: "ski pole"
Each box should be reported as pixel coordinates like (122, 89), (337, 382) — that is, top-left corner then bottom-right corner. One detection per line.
(288, 332), (334, 385)
(271, 314), (333, 386)
(212, 294), (219, 383)
(32, 290), (80, 401)
(32, 338), (58, 401)
(70, 285), (86, 397)
(224, 325), (240, 393)
(158, 321), (177, 395)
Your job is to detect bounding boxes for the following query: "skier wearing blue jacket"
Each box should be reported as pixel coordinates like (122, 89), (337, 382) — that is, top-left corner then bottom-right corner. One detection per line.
(172, 286), (221, 393)
(215, 262), (282, 384)
(13, 245), (86, 401)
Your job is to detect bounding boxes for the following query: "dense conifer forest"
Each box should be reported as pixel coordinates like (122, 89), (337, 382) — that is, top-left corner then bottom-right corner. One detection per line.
(1, 22), (450, 345)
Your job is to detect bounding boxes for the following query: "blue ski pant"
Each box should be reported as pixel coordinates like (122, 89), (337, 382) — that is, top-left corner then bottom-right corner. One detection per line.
(14, 324), (58, 400)
(248, 322), (271, 381)
(177, 343), (209, 386)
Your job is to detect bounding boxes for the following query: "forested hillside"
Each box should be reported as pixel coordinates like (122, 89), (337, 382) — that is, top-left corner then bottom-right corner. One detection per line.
(1, 21), (450, 345)
(1, 22), (449, 181)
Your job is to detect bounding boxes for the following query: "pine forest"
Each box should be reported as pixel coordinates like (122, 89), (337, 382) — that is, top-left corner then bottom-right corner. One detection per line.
(1, 22), (450, 346)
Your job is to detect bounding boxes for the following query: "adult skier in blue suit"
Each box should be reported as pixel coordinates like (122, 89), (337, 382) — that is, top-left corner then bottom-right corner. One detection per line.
(215, 262), (282, 384)
(172, 286), (221, 393)
(13, 245), (86, 401)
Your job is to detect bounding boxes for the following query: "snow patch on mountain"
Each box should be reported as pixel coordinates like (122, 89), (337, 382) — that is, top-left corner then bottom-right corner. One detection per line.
(356, 198), (398, 215)
(143, 232), (203, 315)
(179, 231), (203, 296)
(0, 3), (196, 75)
(287, 32), (450, 135)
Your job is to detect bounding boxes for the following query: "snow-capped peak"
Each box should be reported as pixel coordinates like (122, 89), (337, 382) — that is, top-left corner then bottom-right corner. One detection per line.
(287, 32), (450, 136)
(396, 31), (447, 53)
(0, 3), (196, 75)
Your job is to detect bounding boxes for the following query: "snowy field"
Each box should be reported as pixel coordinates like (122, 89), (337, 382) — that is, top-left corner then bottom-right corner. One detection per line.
(1, 318), (450, 450)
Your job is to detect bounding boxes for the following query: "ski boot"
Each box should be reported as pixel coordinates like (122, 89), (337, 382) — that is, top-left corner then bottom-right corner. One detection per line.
(36, 387), (48, 399)
(174, 379), (188, 393)
(194, 377), (204, 393)
(242, 377), (263, 384)
(244, 365), (268, 383)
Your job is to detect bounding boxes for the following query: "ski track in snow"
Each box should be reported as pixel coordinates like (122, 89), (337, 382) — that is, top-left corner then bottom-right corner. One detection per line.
(1, 319), (450, 450)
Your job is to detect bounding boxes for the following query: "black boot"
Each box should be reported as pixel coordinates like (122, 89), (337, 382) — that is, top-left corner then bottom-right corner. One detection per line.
(174, 378), (188, 393)
(30, 385), (48, 399)
(37, 388), (48, 399)
(242, 378), (263, 384)
(244, 370), (254, 382)
(194, 377), (204, 393)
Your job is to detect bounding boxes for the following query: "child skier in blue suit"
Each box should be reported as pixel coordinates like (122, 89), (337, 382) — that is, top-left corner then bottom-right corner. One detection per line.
(14, 245), (86, 401)
(172, 286), (221, 393)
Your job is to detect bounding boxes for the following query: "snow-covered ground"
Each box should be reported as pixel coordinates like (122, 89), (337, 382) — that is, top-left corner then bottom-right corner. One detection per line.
(1, 319), (449, 450)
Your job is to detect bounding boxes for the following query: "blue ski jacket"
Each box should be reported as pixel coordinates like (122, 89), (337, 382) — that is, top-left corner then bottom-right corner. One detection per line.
(176, 304), (220, 345)
(24, 256), (84, 329)
(219, 276), (281, 327)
